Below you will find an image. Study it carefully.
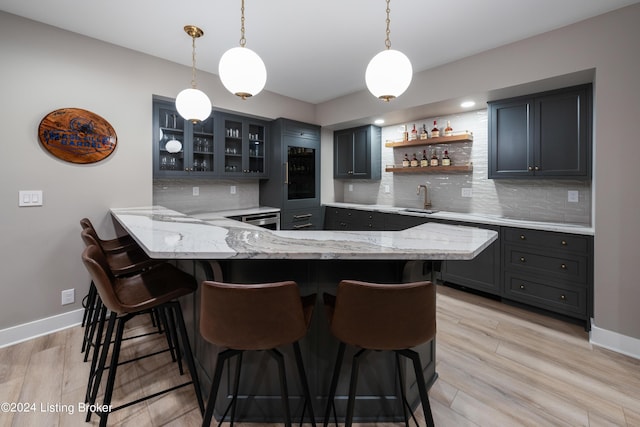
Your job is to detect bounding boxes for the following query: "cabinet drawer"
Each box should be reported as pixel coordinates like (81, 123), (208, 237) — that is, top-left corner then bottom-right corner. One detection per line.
(281, 208), (322, 230)
(504, 273), (587, 317)
(324, 208), (385, 230)
(504, 228), (588, 253)
(504, 244), (588, 284)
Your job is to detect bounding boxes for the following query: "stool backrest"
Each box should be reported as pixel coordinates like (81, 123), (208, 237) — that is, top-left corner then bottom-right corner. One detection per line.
(81, 245), (121, 313)
(200, 281), (308, 350)
(80, 225), (103, 249)
(330, 280), (436, 350)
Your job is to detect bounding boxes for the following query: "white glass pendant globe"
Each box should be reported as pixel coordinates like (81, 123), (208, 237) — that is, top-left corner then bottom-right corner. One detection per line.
(175, 88), (212, 123)
(218, 46), (267, 99)
(365, 49), (413, 101)
(165, 138), (182, 153)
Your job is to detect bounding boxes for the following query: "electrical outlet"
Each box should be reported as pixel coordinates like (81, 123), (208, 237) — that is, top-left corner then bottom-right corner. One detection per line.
(192, 186), (199, 196)
(61, 289), (75, 305)
(348, 184), (353, 192)
(230, 185), (237, 195)
(568, 190), (579, 203)
(384, 184), (390, 194)
(461, 188), (473, 198)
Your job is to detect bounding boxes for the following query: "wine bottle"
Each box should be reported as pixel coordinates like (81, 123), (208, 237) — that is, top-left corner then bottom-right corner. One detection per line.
(431, 120), (440, 138)
(442, 150), (451, 166)
(444, 120), (453, 137)
(402, 153), (410, 167)
(410, 124), (418, 141)
(430, 150), (439, 167)
(420, 124), (428, 140)
(402, 125), (409, 141)
(420, 150), (429, 167)
(410, 153), (419, 167)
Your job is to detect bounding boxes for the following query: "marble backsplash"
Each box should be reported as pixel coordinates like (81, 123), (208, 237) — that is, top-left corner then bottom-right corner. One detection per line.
(339, 109), (591, 225)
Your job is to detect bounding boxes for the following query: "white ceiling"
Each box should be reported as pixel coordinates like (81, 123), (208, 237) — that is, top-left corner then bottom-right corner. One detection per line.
(1, 0), (638, 104)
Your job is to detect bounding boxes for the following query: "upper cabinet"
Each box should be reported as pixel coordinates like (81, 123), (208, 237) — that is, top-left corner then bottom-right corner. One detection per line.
(217, 112), (269, 179)
(153, 98), (215, 178)
(488, 84), (592, 179)
(152, 97), (269, 179)
(334, 125), (381, 180)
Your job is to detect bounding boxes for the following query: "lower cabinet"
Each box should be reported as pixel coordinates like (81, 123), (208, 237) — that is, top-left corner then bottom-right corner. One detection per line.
(323, 206), (593, 328)
(281, 207), (323, 230)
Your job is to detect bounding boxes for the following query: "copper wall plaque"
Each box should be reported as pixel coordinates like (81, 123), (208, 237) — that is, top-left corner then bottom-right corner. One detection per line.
(38, 108), (117, 164)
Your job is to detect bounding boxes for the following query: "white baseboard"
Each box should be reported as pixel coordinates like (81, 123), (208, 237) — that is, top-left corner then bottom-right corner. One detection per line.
(0, 309), (84, 348)
(590, 320), (640, 360)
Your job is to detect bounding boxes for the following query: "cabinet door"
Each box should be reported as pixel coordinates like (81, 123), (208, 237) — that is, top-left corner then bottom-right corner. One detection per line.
(334, 131), (355, 178)
(333, 125), (381, 180)
(535, 86), (589, 177)
(488, 98), (534, 178)
(218, 113), (268, 178)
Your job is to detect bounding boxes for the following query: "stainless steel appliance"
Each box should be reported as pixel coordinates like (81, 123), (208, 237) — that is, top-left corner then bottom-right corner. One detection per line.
(234, 212), (280, 230)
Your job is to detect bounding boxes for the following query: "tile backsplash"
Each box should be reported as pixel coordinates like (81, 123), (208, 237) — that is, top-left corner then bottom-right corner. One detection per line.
(153, 179), (259, 214)
(339, 109), (591, 225)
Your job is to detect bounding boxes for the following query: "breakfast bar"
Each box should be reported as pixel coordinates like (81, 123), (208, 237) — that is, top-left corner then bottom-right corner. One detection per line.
(110, 206), (498, 423)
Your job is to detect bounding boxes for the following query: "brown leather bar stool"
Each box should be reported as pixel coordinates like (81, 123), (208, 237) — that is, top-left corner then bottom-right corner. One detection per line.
(199, 280), (317, 427)
(82, 244), (204, 427)
(323, 280), (436, 427)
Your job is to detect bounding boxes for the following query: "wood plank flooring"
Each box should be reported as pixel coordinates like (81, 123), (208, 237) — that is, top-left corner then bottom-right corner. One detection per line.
(1, 285), (639, 426)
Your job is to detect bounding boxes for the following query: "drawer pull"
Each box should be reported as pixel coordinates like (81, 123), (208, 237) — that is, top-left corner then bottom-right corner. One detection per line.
(293, 223), (313, 229)
(519, 284), (526, 290)
(561, 264), (567, 270)
(520, 235), (526, 240)
(293, 213), (312, 220)
(520, 257), (526, 263)
(561, 240), (567, 246)
(560, 294), (566, 301)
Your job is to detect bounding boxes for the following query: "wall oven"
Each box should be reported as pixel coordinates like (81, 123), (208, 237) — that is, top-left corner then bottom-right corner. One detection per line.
(234, 212), (281, 230)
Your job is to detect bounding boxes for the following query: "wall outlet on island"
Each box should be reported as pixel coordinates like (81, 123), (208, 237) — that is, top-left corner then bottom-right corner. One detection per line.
(192, 186), (199, 196)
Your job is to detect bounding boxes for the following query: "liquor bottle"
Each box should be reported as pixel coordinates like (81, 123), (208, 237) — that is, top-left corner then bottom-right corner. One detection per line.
(420, 124), (429, 140)
(410, 153), (419, 167)
(442, 150), (451, 166)
(431, 120), (440, 138)
(420, 150), (429, 167)
(402, 125), (409, 141)
(402, 153), (410, 167)
(410, 124), (418, 141)
(444, 120), (453, 137)
(430, 150), (439, 167)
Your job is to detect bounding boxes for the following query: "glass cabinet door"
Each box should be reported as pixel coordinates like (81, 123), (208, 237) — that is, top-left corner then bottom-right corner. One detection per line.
(191, 117), (215, 174)
(158, 107), (186, 174)
(219, 114), (268, 178)
(247, 122), (266, 175)
(223, 117), (243, 175)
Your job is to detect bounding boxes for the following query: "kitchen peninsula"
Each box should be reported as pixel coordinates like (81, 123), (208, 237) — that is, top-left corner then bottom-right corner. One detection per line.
(110, 206), (497, 423)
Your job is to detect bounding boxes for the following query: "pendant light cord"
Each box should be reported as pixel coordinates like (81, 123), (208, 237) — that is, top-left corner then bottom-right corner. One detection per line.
(385, 0), (391, 50)
(239, 0), (246, 47)
(191, 35), (198, 88)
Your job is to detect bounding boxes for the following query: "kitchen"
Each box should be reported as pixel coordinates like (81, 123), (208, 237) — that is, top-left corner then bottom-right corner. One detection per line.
(1, 1), (640, 425)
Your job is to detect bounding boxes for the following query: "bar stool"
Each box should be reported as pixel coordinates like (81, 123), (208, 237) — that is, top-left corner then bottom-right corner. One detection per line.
(323, 280), (436, 427)
(81, 244), (204, 427)
(199, 280), (317, 427)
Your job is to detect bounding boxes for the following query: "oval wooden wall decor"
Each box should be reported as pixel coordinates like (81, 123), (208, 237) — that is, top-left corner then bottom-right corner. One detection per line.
(38, 108), (117, 164)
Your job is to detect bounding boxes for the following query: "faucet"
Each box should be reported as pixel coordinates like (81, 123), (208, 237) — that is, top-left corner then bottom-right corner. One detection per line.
(417, 184), (431, 209)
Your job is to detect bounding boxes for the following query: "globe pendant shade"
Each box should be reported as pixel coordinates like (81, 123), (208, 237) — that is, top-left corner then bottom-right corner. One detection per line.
(219, 46), (267, 99)
(175, 88), (212, 123)
(365, 49), (413, 101)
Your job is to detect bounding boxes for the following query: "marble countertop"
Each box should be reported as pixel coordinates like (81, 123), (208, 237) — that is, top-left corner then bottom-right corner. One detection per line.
(324, 202), (594, 236)
(111, 206), (497, 261)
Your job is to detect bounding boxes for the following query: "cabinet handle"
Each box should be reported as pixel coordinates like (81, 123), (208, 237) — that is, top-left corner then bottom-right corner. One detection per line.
(294, 213), (313, 220)
(339, 222), (347, 227)
(348, 170), (353, 175)
(520, 284), (526, 290)
(535, 166), (540, 171)
(560, 294), (566, 301)
(520, 235), (526, 240)
(528, 166), (533, 171)
(293, 223), (313, 229)
(284, 162), (289, 184)
(561, 240), (567, 246)
(520, 257), (526, 263)
(561, 263), (567, 270)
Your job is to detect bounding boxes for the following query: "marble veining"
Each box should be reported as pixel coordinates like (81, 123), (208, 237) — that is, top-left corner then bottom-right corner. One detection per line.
(111, 206), (497, 261)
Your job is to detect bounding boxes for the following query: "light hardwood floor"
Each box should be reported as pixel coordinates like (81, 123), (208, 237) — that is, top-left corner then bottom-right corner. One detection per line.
(1, 285), (640, 427)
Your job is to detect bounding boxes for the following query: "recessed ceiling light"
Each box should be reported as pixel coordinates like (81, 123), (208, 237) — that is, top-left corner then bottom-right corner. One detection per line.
(461, 100), (476, 108)
(374, 119), (385, 125)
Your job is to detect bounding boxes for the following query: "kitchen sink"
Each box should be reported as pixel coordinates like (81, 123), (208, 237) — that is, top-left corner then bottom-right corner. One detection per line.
(402, 208), (439, 214)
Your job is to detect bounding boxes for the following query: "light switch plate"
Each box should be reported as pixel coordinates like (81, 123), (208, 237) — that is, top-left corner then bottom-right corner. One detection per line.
(19, 190), (43, 207)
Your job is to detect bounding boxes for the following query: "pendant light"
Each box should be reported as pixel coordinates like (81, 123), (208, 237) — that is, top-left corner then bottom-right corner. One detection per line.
(218, 0), (267, 99)
(176, 25), (212, 123)
(365, 0), (413, 101)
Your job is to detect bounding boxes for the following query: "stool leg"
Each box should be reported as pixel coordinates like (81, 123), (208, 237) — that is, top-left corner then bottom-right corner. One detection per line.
(202, 349), (240, 427)
(86, 311), (116, 421)
(85, 304), (107, 403)
(229, 352), (243, 426)
(395, 352), (420, 427)
(83, 297), (103, 363)
(269, 349), (292, 427)
(397, 349), (435, 427)
(345, 349), (369, 427)
(323, 342), (345, 427)
(171, 301), (204, 414)
(293, 341), (316, 427)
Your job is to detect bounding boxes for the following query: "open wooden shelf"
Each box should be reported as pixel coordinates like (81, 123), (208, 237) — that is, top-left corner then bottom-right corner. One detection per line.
(385, 163), (473, 174)
(385, 132), (473, 148)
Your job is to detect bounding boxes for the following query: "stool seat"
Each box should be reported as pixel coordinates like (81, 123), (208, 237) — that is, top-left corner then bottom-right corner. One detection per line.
(324, 280), (436, 427)
(200, 280), (317, 427)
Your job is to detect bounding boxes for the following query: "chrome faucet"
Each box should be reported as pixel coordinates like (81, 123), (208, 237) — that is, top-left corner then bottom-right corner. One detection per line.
(417, 184), (431, 209)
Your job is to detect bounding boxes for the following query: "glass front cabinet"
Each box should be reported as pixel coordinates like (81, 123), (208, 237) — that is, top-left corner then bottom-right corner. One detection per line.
(153, 98), (268, 179)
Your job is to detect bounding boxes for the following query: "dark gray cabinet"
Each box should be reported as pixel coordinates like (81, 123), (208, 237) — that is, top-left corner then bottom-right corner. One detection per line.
(334, 125), (381, 180)
(216, 112), (269, 178)
(488, 84), (591, 179)
(260, 118), (321, 229)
